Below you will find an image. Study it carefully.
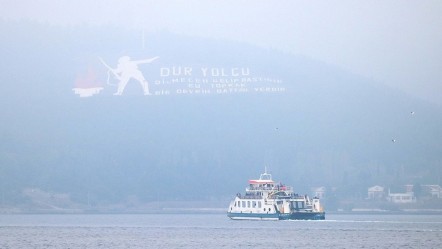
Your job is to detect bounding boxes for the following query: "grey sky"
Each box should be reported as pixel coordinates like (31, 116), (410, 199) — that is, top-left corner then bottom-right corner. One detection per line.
(1, 0), (441, 105)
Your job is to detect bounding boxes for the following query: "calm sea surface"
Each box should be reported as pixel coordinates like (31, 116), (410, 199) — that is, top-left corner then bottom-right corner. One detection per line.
(1, 213), (442, 248)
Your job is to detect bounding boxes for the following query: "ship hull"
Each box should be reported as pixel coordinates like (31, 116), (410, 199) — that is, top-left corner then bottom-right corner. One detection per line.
(227, 212), (280, 220)
(280, 212), (325, 220)
(228, 211), (325, 220)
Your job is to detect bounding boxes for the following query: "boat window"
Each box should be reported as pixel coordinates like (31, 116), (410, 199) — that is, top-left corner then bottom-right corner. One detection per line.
(247, 201), (250, 208)
(252, 201), (256, 207)
(258, 202), (262, 208)
(242, 201), (246, 207)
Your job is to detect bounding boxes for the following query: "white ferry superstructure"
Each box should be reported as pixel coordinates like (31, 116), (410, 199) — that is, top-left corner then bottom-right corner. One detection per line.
(227, 169), (325, 220)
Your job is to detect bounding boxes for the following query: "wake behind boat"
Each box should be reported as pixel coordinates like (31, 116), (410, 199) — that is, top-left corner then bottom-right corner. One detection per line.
(227, 169), (325, 220)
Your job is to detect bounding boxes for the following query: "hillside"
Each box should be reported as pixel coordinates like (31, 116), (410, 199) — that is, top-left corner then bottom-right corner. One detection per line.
(1, 20), (441, 208)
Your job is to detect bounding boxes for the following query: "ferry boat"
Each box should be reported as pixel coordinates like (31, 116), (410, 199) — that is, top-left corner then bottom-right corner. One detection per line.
(227, 169), (325, 220)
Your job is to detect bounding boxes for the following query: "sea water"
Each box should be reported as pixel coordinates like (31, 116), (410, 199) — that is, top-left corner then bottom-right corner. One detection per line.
(1, 213), (441, 248)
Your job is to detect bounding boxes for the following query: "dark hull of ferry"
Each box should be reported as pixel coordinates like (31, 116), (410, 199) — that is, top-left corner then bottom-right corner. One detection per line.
(227, 211), (325, 220)
(227, 212), (280, 220)
(280, 212), (325, 220)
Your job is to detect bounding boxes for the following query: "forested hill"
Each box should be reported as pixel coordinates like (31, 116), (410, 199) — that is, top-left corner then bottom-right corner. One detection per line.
(1, 20), (441, 206)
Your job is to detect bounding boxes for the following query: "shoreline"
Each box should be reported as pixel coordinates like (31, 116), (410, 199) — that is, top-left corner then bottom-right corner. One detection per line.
(2, 207), (442, 215)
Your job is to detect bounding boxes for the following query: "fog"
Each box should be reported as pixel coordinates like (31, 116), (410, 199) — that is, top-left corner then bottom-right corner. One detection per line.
(2, 0), (442, 105)
(0, 1), (441, 211)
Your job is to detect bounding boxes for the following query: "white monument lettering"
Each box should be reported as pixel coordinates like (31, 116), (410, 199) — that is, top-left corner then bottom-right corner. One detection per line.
(188, 83), (201, 88)
(160, 67), (192, 76)
(201, 67), (250, 77)
(201, 67), (209, 77)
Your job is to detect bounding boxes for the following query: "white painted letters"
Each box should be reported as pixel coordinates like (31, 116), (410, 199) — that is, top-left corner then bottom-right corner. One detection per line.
(160, 67), (193, 77)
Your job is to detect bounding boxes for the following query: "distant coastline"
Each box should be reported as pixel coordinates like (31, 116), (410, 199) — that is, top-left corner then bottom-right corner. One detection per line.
(2, 205), (442, 215)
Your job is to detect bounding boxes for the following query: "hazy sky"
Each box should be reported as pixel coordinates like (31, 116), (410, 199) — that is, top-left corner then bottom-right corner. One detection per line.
(1, 0), (441, 105)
